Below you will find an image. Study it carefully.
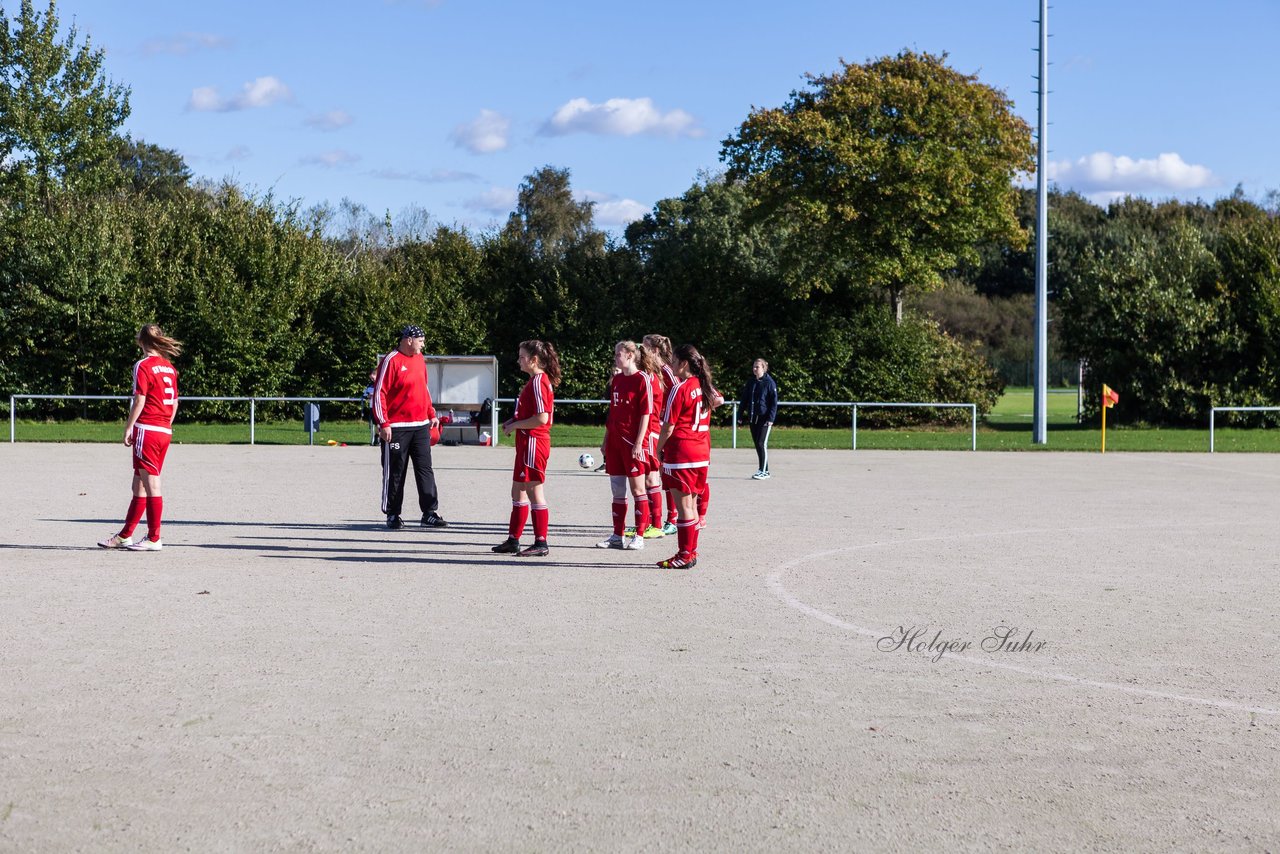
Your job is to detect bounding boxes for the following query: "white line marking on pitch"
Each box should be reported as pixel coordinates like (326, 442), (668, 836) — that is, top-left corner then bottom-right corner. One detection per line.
(767, 526), (1280, 717)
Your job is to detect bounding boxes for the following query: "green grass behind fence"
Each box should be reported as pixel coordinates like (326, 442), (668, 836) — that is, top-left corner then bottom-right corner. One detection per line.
(5, 386), (1277, 451)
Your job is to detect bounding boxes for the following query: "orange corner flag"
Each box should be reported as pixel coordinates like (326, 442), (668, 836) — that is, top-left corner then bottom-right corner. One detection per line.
(1102, 384), (1119, 408)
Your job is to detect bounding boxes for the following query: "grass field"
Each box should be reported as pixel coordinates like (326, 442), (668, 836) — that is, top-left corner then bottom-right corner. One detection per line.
(6, 387), (1278, 451)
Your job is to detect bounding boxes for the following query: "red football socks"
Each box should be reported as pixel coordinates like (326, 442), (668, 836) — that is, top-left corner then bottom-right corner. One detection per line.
(509, 500), (530, 538)
(531, 504), (549, 540)
(633, 495), (650, 533)
(677, 518), (698, 557)
(647, 487), (663, 525)
(144, 496), (164, 542)
(120, 496), (146, 538)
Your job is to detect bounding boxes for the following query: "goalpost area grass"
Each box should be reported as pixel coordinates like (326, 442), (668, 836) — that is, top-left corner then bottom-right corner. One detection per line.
(5, 387), (1278, 451)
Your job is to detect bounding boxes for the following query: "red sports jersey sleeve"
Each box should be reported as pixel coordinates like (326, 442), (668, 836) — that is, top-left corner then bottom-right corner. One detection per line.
(133, 356), (178, 428)
(646, 372), (663, 435)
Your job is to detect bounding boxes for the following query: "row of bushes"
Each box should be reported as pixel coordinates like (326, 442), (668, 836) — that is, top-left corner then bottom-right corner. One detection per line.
(1, 180), (1004, 427)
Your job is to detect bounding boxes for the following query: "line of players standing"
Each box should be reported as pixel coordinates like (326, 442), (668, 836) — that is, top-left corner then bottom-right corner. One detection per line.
(587, 335), (718, 569)
(370, 328), (717, 569)
(491, 334), (717, 569)
(99, 324), (719, 570)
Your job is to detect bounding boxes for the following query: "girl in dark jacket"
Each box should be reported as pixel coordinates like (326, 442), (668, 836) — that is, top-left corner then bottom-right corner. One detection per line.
(739, 358), (778, 479)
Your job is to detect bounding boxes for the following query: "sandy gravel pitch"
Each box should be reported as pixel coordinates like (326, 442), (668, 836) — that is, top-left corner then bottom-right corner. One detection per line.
(1, 442), (1278, 852)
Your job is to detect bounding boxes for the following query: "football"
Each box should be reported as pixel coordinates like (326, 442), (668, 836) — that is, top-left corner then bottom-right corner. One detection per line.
(578, 453), (595, 469)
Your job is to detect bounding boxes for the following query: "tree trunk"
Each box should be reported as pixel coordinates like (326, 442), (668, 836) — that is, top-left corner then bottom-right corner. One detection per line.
(888, 285), (904, 325)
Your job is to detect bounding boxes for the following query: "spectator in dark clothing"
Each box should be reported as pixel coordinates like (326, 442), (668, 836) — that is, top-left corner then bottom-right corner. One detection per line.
(739, 358), (778, 479)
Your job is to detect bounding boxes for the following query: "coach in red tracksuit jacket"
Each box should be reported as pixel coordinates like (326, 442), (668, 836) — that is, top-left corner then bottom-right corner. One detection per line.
(373, 325), (449, 530)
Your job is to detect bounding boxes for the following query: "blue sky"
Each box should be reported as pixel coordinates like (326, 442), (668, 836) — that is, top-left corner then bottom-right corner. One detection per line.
(56, 0), (1280, 232)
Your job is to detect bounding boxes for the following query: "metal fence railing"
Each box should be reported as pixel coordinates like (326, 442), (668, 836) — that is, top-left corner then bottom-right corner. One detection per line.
(1209, 405), (1280, 453)
(10, 393), (977, 450)
(8, 394), (362, 444)
(493, 399), (979, 451)
(15, 394), (1280, 453)
(850, 402), (977, 451)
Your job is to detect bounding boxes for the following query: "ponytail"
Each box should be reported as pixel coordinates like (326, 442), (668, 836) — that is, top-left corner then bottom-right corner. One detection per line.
(674, 343), (714, 402)
(520, 339), (562, 387)
(642, 334), (672, 365)
(138, 324), (182, 361)
(636, 343), (662, 376)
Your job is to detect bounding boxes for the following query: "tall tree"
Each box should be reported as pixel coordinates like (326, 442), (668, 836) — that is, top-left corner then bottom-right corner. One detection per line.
(721, 50), (1035, 322)
(503, 165), (602, 259)
(0, 0), (131, 206)
(113, 135), (191, 200)
(626, 175), (1002, 418)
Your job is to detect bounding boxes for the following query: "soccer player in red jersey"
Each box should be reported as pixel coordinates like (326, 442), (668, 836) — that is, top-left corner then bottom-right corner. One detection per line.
(642, 334), (679, 535)
(646, 332), (723, 532)
(99, 324), (182, 552)
(595, 341), (655, 551)
(637, 340), (668, 541)
(492, 340), (561, 558)
(655, 344), (716, 569)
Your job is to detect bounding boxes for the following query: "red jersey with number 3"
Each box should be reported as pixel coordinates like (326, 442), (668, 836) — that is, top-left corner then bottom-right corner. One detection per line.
(661, 378), (711, 466)
(133, 356), (178, 427)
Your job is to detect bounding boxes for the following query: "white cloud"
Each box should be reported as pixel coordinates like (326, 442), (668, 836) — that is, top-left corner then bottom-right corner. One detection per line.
(543, 97), (701, 138)
(450, 109), (511, 154)
(1047, 152), (1216, 195)
(301, 149), (361, 168)
(464, 186), (518, 215)
(187, 76), (293, 112)
(223, 145), (251, 162)
(306, 110), (354, 131)
(140, 32), (230, 56)
(575, 190), (648, 226)
(239, 76), (292, 108)
(188, 86), (224, 112)
(593, 198), (649, 226)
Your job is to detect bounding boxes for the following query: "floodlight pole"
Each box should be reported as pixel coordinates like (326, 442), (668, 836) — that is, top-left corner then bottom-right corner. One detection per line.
(1032, 0), (1050, 444)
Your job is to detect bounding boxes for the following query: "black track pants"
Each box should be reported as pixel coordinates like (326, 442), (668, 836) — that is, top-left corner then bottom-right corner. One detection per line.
(381, 425), (439, 516)
(750, 421), (771, 472)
